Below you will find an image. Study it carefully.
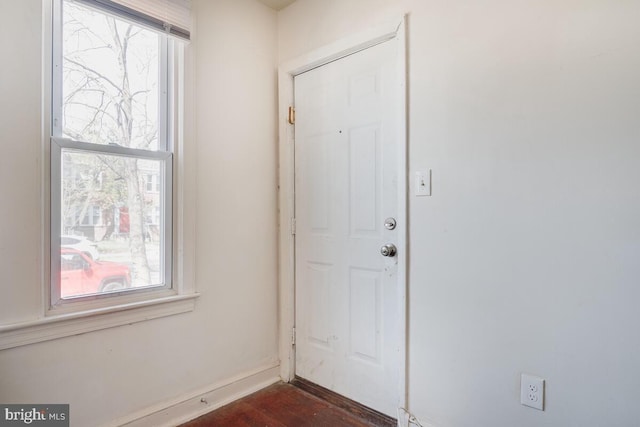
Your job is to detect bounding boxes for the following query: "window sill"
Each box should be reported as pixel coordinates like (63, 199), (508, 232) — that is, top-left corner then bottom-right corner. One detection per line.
(0, 293), (199, 350)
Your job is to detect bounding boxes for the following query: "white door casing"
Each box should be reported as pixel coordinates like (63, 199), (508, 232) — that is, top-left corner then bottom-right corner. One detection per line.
(293, 36), (404, 418)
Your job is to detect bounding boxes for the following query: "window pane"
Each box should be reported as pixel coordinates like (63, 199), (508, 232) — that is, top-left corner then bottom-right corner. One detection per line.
(60, 150), (164, 299)
(61, 0), (162, 150)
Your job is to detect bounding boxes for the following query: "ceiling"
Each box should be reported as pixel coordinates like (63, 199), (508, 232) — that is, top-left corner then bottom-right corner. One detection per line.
(257, 0), (297, 11)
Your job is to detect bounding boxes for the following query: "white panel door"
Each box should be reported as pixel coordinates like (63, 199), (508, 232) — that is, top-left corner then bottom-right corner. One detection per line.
(294, 39), (402, 417)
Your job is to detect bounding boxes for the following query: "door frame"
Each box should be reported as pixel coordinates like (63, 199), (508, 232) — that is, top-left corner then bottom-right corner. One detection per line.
(277, 16), (408, 412)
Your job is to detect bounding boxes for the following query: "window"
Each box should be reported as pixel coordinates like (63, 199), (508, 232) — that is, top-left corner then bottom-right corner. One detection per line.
(0, 0), (194, 350)
(50, 0), (187, 305)
(145, 173), (160, 193)
(75, 205), (102, 226)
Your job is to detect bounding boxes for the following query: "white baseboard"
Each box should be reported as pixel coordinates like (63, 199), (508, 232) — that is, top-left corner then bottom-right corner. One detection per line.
(109, 363), (281, 427)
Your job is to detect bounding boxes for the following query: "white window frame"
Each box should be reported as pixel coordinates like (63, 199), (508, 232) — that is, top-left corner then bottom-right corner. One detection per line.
(0, 0), (197, 351)
(50, 139), (174, 306)
(49, 0), (177, 311)
(0, 0), (199, 350)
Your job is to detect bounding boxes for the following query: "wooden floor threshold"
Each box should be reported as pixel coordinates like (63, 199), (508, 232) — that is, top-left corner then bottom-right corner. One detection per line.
(291, 377), (397, 427)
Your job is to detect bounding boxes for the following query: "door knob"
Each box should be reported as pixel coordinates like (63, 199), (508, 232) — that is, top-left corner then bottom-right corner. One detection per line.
(380, 244), (397, 257)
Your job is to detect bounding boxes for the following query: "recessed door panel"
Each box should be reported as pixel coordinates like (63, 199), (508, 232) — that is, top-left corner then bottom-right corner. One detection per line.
(306, 133), (332, 233)
(307, 262), (332, 349)
(350, 124), (381, 236)
(349, 267), (382, 364)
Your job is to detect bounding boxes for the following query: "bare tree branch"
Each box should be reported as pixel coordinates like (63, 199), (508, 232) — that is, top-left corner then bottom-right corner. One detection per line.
(64, 57), (123, 95)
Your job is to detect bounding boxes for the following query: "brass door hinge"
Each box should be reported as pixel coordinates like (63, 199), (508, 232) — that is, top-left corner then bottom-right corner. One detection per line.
(288, 106), (295, 125)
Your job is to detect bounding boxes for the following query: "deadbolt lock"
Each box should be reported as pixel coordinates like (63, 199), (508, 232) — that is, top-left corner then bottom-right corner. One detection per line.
(384, 217), (397, 230)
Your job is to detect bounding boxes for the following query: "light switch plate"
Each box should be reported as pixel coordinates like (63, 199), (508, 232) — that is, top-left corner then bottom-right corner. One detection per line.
(415, 170), (431, 196)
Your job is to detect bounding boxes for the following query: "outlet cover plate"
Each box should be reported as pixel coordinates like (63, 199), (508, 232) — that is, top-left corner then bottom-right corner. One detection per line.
(521, 374), (544, 410)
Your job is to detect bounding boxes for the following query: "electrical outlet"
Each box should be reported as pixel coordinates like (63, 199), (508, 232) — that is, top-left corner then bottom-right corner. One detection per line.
(521, 374), (544, 410)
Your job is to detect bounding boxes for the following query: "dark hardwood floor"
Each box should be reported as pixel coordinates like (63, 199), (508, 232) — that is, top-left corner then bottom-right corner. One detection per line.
(180, 382), (393, 427)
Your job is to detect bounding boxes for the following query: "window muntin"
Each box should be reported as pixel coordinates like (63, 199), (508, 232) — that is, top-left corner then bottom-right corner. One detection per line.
(51, 0), (173, 305)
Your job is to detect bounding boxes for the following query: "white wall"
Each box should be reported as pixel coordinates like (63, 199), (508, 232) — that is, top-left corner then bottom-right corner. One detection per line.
(279, 1), (640, 426)
(0, 0), (279, 425)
